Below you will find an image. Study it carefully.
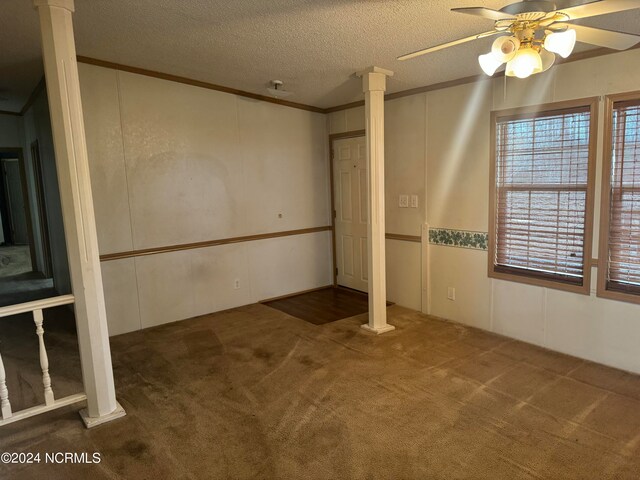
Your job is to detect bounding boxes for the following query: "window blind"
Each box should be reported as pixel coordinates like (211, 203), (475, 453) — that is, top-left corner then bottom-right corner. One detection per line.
(606, 100), (640, 294)
(494, 107), (591, 284)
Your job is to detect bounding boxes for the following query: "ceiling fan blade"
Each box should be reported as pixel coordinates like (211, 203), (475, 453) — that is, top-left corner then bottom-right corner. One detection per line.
(451, 7), (517, 21)
(570, 24), (640, 49)
(397, 31), (501, 61)
(557, 0), (640, 20)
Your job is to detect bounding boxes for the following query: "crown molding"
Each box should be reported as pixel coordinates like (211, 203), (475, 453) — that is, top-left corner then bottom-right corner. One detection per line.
(76, 56), (325, 114)
(5, 44), (639, 119)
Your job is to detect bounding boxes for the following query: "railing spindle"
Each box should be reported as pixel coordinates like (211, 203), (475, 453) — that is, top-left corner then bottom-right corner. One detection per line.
(0, 295), (83, 427)
(0, 349), (11, 419)
(33, 309), (54, 406)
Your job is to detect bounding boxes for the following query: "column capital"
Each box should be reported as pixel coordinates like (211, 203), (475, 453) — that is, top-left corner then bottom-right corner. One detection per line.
(33, 0), (74, 12)
(355, 66), (394, 93)
(355, 66), (394, 78)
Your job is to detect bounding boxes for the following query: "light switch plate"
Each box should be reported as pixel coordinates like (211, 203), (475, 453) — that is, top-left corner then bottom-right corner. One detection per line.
(447, 287), (455, 301)
(399, 195), (409, 208)
(410, 195), (418, 208)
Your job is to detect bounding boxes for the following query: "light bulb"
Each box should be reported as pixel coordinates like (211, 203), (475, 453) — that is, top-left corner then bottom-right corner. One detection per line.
(491, 36), (521, 63)
(478, 52), (503, 76)
(505, 47), (543, 79)
(544, 29), (576, 58)
(540, 49), (556, 72)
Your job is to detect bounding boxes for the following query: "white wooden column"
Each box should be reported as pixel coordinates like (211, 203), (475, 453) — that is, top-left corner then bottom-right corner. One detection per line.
(33, 0), (125, 427)
(357, 67), (395, 334)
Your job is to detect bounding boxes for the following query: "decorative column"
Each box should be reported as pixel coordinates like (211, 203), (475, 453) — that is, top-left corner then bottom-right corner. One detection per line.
(33, 0), (125, 427)
(356, 67), (395, 334)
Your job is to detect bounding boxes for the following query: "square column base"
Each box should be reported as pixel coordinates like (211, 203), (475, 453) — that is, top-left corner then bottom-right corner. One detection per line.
(361, 323), (396, 335)
(79, 401), (126, 428)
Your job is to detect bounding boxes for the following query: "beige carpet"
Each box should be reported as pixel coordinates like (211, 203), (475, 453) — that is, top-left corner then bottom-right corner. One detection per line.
(2, 304), (640, 479)
(0, 245), (32, 278)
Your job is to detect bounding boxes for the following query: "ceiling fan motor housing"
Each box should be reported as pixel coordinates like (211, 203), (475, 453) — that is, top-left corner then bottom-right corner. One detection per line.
(500, 0), (557, 16)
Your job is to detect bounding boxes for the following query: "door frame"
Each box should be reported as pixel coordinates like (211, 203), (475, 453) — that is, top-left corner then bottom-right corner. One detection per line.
(0, 148), (37, 271)
(30, 140), (54, 277)
(0, 157), (13, 245)
(328, 130), (365, 287)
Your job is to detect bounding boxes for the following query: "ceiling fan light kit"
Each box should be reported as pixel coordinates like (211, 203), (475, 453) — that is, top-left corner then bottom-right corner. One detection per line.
(481, 26), (574, 78)
(399, 0), (640, 80)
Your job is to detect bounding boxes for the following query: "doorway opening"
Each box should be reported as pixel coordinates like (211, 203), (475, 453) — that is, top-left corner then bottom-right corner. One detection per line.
(0, 146), (56, 305)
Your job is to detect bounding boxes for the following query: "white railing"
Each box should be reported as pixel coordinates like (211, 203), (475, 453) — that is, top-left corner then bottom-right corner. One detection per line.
(0, 295), (87, 426)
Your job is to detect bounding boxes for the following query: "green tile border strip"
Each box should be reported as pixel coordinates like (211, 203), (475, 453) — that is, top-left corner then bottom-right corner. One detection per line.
(428, 228), (488, 251)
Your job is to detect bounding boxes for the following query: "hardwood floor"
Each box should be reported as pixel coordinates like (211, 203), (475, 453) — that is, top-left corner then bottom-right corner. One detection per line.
(263, 286), (375, 325)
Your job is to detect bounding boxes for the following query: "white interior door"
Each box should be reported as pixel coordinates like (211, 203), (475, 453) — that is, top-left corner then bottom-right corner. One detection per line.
(333, 136), (368, 292)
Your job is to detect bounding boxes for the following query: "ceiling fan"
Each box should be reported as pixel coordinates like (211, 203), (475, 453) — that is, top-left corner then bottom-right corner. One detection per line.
(398, 0), (640, 79)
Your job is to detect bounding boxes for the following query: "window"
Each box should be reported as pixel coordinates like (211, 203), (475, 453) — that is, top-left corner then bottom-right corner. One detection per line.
(489, 99), (598, 294)
(598, 93), (640, 303)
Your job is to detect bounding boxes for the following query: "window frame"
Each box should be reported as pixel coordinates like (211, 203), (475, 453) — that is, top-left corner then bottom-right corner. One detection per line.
(488, 97), (599, 295)
(597, 91), (640, 305)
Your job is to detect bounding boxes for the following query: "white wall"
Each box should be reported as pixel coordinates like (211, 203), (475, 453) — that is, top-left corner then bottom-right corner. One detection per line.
(331, 48), (640, 374)
(79, 63), (333, 336)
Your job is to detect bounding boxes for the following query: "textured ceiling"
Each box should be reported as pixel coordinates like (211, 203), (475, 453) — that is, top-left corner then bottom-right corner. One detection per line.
(1, 0), (640, 112)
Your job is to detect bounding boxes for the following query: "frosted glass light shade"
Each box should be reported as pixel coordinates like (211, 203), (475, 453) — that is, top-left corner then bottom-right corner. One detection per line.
(479, 52), (503, 76)
(540, 49), (556, 72)
(491, 36), (521, 62)
(544, 29), (576, 58)
(505, 48), (543, 79)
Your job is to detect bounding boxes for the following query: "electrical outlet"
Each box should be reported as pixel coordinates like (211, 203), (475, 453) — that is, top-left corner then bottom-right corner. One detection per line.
(234, 279), (241, 289)
(399, 194), (409, 208)
(447, 287), (455, 301)
(410, 195), (419, 208)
